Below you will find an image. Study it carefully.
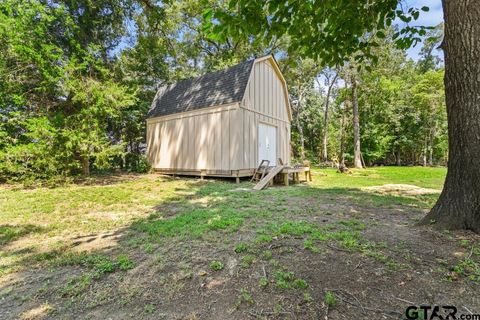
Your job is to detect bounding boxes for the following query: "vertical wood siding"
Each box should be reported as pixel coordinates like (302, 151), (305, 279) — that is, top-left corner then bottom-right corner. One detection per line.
(146, 58), (291, 172)
(241, 59), (291, 166)
(147, 107), (237, 171)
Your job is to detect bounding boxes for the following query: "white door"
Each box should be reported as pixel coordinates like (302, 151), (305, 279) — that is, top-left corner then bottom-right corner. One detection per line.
(258, 123), (277, 166)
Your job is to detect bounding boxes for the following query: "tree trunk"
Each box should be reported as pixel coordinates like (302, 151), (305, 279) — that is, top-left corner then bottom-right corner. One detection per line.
(422, 138), (428, 167)
(396, 149), (401, 166)
(351, 73), (362, 168)
(322, 73), (338, 162)
(339, 110), (346, 165)
(428, 130), (434, 166)
(293, 90), (306, 161)
(428, 144), (433, 166)
(81, 156), (90, 176)
(339, 85), (348, 166)
(295, 113), (306, 161)
(421, 0), (480, 232)
(322, 99), (330, 162)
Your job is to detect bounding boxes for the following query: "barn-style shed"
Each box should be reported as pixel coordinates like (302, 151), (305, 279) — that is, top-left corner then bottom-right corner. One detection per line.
(146, 55), (292, 181)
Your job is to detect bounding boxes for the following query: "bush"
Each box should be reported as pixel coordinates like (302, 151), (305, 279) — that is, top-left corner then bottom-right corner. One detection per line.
(133, 154), (151, 173)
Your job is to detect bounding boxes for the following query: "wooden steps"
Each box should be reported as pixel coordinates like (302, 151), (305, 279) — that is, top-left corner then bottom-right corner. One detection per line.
(251, 160), (270, 183)
(253, 165), (285, 190)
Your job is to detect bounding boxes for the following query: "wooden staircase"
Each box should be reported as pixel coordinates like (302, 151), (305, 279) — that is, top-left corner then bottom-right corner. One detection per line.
(253, 165), (285, 190)
(251, 160), (270, 183)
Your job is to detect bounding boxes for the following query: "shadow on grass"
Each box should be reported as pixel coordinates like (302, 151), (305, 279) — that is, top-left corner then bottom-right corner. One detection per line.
(0, 224), (46, 248)
(296, 186), (439, 209)
(0, 179), (438, 267)
(0, 178), (445, 319)
(130, 182), (439, 243)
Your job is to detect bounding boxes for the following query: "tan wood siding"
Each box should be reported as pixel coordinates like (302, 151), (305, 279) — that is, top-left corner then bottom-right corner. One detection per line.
(146, 108), (291, 170)
(240, 58), (291, 166)
(213, 112), (222, 169)
(186, 116), (194, 169)
(242, 59), (290, 123)
(221, 111), (230, 170)
(230, 108), (242, 169)
(147, 106), (242, 171)
(146, 56), (292, 173)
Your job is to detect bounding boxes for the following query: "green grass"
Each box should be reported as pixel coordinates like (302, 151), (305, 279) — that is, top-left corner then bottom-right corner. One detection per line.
(9, 167), (479, 319)
(0, 167), (445, 230)
(312, 166), (446, 190)
(234, 243), (249, 253)
(8, 166), (480, 319)
(259, 277), (268, 287)
(210, 260), (224, 271)
(448, 241), (480, 282)
(117, 255), (135, 271)
(236, 288), (254, 306)
(0, 224), (45, 246)
(0, 167), (447, 282)
(0, 167), (446, 243)
(144, 303), (155, 314)
(240, 254), (255, 268)
(303, 238), (320, 253)
(292, 166), (446, 209)
(0, 175), (192, 240)
(324, 291), (338, 308)
(274, 270), (308, 290)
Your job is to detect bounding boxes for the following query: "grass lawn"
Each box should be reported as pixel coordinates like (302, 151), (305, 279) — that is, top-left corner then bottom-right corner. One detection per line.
(1, 167), (479, 319)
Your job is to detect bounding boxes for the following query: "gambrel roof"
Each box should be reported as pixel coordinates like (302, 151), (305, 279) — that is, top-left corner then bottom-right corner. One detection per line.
(148, 59), (255, 118)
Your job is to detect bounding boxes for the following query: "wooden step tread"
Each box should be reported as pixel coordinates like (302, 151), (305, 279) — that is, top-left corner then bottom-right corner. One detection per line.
(253, 165), (285, 190)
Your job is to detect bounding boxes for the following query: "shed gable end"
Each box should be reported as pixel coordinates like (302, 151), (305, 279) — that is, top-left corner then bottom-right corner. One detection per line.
(241, 57), (291, 122)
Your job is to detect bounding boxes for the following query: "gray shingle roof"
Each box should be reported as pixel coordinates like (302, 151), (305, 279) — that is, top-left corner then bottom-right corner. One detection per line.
(148, 59), (255, 118)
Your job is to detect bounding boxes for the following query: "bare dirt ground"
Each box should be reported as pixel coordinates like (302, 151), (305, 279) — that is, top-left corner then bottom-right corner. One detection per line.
(1, 169), (479, 320)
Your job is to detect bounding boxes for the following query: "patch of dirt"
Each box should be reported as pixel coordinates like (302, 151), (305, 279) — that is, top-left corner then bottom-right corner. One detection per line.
(70, 230), (124, 252)
(1, 183), (479, 320)
(19, 303), (53, 320)
(73, 173), (147, 186)
(362, 184), (440, 195)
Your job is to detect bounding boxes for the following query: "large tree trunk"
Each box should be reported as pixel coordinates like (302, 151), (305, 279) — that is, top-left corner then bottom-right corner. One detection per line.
(339, 83), (349, 166)
(351, 73), (362, 168)
(321, 97), (330, 162)
(421, 0), (480, 232)
(321, 73), (338, 162)
(339, 111), (346, 165)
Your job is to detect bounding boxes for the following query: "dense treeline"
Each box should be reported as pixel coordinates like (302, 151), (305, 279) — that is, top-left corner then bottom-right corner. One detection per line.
(0, 0), (445, 183)
(291, 26), (446, 167)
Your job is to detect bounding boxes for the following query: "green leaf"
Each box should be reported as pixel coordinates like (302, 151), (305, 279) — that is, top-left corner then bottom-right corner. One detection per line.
(376, 31), (386, 39)
(202, 9), (213, 20)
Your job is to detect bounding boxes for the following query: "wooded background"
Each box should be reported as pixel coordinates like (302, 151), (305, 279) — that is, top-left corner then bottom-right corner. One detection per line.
(0, 0), (445, 183)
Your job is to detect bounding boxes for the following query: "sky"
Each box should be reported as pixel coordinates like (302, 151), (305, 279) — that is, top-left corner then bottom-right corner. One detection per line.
(113, 0), (445, 61)
(402, 0), (444, 60)
(312, 0), (443, 91)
